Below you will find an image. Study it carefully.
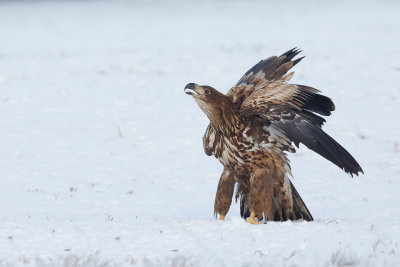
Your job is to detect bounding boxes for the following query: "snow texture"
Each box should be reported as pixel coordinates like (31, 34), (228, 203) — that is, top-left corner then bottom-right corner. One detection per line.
(0, 0), (399, 266)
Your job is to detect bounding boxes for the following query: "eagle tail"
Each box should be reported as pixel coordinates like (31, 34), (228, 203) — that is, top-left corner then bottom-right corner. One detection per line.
(289, 180), (313, 221)
(239, 179), (313, 222)
(240, 193), (251, 219)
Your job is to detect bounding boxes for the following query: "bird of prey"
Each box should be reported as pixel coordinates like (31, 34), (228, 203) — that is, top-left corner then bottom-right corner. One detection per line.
(184, 48), (363, 224)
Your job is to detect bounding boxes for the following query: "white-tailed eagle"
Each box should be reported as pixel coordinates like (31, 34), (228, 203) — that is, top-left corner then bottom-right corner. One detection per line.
(184, 48), (363, 224)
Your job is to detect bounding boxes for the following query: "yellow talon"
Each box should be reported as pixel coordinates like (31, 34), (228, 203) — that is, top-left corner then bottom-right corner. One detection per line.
(246, 212), (261, 225)
(219, 215), (225, 220)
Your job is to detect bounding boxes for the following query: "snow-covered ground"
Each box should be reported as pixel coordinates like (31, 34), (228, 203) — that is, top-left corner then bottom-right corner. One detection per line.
(1, 0), (399, 266)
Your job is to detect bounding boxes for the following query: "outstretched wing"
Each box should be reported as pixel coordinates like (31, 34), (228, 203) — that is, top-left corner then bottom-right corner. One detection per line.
(227, 48), (304, 107)
(229, 48), (363, 176)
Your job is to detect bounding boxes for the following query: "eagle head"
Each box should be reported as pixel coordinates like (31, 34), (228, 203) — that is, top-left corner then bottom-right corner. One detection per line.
(184, 83), (228, 102)
(184, 83), (215, 98)
(185, 83), (224, 111)
(185, 83), (235, 127)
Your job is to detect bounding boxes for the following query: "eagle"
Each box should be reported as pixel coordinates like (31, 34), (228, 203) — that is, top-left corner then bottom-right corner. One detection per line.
(184, 48), (363, 224)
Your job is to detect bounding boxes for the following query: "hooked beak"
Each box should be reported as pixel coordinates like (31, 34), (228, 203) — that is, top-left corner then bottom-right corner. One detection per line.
(184, 83), (200, 96)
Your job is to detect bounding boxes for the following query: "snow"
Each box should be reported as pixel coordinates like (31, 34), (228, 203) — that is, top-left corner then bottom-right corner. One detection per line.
(0, 0), (399, 266)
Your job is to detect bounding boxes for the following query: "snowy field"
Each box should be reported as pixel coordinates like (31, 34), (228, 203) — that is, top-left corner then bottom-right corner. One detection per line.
(1, 0), (400, 266)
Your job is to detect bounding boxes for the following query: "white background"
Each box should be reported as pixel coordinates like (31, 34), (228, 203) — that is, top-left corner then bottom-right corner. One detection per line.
(0, 0), (399, 266)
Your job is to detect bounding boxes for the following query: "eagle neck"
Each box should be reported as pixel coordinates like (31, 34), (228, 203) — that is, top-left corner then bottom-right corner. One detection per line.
(208, 101), (245, 136)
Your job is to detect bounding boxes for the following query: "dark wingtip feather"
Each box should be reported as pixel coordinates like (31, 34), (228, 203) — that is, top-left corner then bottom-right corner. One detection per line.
(318, 131), (363, 176)
(280, 47), (302, 62)
(348, 165), (364, 177)
(277, 117), (363, 176)
(279, 48), (304, 68)
(236, 48), (305, 86)
(303, 94), (335, 116)
(293, 56), (305, 66)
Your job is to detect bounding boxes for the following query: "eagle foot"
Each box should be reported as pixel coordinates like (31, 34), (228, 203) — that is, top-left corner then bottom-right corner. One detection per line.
(219, 215), (225, 220)
(245, 212), (261, 225)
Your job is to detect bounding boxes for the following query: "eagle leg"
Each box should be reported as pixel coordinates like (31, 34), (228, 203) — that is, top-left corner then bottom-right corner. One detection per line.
(248, 168), (274, 223)
(246, 211), (261, 225)
(214, 167), (235, 220)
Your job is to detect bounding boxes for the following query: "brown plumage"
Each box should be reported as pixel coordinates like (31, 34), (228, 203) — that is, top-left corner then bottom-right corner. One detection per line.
(184, 48), (363, 223)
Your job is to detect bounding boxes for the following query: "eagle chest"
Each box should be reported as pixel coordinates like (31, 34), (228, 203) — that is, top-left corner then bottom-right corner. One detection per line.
(217, 137), (243, 165)
(212, 132), (256, 174)
(205, 125), (282, 176)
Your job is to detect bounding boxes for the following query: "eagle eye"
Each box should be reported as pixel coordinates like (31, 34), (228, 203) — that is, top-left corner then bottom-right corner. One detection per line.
(205, 89), (210, 94)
